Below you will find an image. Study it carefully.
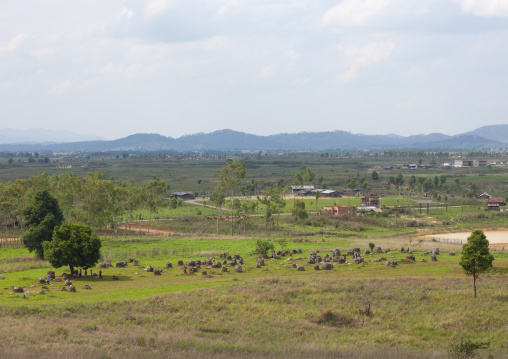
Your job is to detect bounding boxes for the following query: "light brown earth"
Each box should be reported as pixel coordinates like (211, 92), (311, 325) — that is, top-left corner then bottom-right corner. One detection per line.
(426, 230), (508, 246)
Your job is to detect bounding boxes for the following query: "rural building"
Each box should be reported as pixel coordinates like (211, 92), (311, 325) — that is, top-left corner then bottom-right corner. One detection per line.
(320, 190), (341, 198)
(323, 206), (356, 216)
(454, 160), (473, 167)
(358, 206), (382, 214)
(361, 195), (380, 208)
(453, 159), (487, 168)
(1, 219), (19, 229)
(485, 199), (507, 210)
(477, 192), (492, 200)
(474, 160), (487, 167)
(170, 192), (195, 200)
(291, 185), (314, 195)
(308, 189), (341, 198)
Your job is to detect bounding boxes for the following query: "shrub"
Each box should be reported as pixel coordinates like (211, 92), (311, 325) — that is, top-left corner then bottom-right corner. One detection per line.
(448, 337), (489, 359)
(368, 242), (375, 251)
(316, 310), (354, 328)
(256, 239), (274, 256)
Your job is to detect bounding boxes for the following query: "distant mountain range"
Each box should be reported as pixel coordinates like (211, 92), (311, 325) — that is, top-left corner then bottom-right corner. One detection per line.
(1, 125), (508, 152)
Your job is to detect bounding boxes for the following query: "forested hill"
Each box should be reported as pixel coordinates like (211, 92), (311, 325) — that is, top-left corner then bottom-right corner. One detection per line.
(1, 126), (508, 152)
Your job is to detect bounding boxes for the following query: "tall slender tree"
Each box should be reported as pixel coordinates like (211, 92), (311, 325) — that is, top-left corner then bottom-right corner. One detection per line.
(210, 183), (226, 235)
(217, 160), (246, 236)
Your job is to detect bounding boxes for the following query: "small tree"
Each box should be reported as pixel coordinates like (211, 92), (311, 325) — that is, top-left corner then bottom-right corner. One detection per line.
(217, 161), (246, 235)
(368, 242), (375, 251)
(292, 199), (308, 222)
(22, 190), (64, 259)
(459, 230), (494, 298)
(371, 171), (379, 181)
(315, 190), (321, 212)
(169, 197), (178, 209)
(258, 186), (286, 235)
(43, 222), (102, 276)
(276, 238), (287, 251)
(256, 239), (274, 256)
(210, 183), (226, 235)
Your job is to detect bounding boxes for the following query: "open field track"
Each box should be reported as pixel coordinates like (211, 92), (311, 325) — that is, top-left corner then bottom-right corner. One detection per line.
(122, 223), (183, 236)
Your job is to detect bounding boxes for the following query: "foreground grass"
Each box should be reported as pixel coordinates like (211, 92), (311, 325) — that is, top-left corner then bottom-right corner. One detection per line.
(0, 234), (507, 359)
(0, 275), (506, 359)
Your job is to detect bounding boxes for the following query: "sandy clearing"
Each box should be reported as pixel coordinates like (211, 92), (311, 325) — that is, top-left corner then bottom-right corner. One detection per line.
(426, 231), (508, 245)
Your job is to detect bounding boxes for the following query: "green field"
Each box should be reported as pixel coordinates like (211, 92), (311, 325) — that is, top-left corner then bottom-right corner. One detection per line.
(0, 235), (507, 359)
(1, 154), (508, 358)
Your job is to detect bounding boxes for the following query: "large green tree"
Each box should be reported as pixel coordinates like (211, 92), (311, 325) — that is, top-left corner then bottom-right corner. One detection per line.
(459, 230), (494, 298)
(22, 190), (64, 259)
(43, 222), (102, 276)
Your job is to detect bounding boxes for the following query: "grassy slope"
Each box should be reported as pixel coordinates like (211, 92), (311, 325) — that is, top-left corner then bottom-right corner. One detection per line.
(0, 235), (507, 359)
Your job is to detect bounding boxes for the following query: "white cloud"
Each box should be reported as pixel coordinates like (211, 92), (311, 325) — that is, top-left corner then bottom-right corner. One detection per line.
(0, 33), (34, 58)
(145, 0), (173, 17)
(293, 77), (311, 86)
(46, 80), (91, 96)
(457, 0), (508, 17)
(217, 0), (310, 16)
(398, 97), (419, 109)
(204, 36), (231, 51)
(322, 0), (395, 26)
(118, 6), (134, 20)
(31, 47), (55, 60)
(337, 40), (395, 82)
(257, 64), (278, 79)
(285, 49), (301, 68)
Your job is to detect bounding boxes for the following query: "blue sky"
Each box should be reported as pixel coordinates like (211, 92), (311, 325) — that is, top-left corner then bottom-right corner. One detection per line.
(1, 0), (507, 140)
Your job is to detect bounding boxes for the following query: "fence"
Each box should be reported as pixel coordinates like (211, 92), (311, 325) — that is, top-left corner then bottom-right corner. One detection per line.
(0, 237), (23, 248)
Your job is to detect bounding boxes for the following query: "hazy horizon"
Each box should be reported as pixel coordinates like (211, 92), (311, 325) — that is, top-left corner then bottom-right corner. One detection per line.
(0, 124), (504, 144)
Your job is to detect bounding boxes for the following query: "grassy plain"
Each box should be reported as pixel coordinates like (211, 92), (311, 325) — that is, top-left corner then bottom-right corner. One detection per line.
(1, 233), (507, 359)
(1, 155), (508, 358)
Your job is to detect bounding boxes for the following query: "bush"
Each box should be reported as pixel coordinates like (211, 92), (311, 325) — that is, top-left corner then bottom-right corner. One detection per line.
(368, 242), (375, 251)
(448, 337), (489, 359)
(256, 240), (274, 256)
(316, 310), (354, 328)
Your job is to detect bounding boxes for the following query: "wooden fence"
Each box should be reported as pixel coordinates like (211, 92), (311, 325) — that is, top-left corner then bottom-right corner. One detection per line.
(0, 237), (23, 248)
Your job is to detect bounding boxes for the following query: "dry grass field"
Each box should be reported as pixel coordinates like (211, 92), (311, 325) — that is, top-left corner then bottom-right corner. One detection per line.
(0, 233), (507, 359)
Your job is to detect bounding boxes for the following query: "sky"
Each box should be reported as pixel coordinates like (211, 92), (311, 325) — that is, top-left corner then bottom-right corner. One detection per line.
(1, 0), (507, 140)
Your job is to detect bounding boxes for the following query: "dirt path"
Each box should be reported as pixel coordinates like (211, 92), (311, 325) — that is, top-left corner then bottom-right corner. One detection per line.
(122, 223), (183, 236)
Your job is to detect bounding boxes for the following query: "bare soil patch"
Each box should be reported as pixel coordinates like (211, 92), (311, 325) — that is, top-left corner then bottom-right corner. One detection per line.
(426, 230), (508, 245)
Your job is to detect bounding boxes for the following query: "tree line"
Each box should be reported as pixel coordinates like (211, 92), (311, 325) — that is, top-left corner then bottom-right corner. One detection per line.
(0, 172), (166, 236)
